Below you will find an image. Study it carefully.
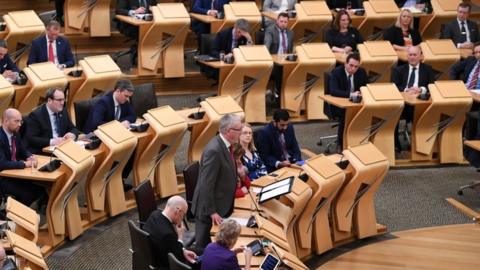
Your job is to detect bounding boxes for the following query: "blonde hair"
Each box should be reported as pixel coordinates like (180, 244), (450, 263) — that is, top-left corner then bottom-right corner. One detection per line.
(395, 9), (413, 29)
(215, 220), (241, 248)
(241, 123), (257, 152)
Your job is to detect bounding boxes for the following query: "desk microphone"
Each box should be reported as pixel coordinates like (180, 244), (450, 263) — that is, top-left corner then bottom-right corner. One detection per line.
(188, 93), (217, 120)
(68, 45), (82, 78)
(336, 154), (349, 170)
(39, 147), (62, 172)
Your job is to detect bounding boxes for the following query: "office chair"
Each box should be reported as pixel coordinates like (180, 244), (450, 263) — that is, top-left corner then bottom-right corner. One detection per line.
(130, 83), (158, 117)
(183, 161), (199, 221)
(459, 140), (480, 195)
(133, 180), (157, 228)
(317, 71), (340, 154)
(73, 94), (104, 133)
(128, 220), (158, 270)
(168, 253), (192, 270)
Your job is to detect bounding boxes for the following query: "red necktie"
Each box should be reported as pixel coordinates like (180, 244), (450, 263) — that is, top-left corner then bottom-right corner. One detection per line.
(281, 30), (287, 53)
(48, 40), (55, 63)
(468, 62), (480, 89)
(11, 136), (16, 161)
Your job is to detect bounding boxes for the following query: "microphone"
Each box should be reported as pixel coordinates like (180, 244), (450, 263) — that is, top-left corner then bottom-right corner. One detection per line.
(336, 154), (349, 170)
(188, 93), (217, 120)
(68, 45), (83, 78)
(38, 147), (62, 172)
(298, 172), (309, 182)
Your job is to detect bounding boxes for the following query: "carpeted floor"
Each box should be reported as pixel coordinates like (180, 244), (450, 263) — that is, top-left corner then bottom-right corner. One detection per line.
(45, 96), (480, 269)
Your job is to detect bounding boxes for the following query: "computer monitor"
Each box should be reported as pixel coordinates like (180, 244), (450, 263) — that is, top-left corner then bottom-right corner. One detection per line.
(259, 253), (280, 270)
(258, 176), (294, 204)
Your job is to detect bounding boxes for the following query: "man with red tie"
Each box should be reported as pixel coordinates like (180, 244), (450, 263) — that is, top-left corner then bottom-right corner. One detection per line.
(0, 108), (47, 207)
(27, 20), (74, 69)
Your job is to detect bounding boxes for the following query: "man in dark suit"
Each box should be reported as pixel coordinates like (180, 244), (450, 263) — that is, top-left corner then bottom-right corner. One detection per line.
(144, 196), (198, 269)
(191, 113), (243, 248)
(83, 79), (137, 134)
(256, 109), (301, 172)
(191, 0), (230, 49)
(0, 39), (19, 83)
(450, 43), (480, 88)
(27, 20), (74, 69)
(25, 88), (79, 154)
(441, 2), (479, 49)
(391, 46), (435, 151)
(0, 108), (47, 206)
(210, 19), (253, 58)
(329, 52), (369, 151)
(115, 0), (158, 40)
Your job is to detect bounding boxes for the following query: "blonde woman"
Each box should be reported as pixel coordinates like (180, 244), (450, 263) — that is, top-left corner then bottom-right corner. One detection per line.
(383, 9), (422, 51)
(239, 124), (267, 180)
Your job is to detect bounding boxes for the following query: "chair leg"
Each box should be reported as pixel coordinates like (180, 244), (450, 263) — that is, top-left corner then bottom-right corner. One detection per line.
(457, 181), (480, 195)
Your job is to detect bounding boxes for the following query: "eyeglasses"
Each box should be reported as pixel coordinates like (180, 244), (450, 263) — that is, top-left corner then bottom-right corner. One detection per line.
(53, 98), (65, 102)
(230, 127), (243, 132)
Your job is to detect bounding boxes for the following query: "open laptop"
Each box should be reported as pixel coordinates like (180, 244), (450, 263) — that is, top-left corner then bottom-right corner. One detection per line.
(259, 253), (281, 270)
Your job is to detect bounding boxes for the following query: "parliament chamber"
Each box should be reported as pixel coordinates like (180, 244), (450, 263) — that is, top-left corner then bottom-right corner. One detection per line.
(0, 0), (479, 269)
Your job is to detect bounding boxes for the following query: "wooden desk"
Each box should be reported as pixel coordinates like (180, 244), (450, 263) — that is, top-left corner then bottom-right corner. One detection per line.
(189, 12), (224, 33)
(0, 155), (63, 182)
(64, 0), (111, 37)
(419, 0), (459, 39)
(196, 59), (234, 92)
(0, 77), (15, 116)
(291, 1), (332, 44)
(358, 41), (398, 83)
(222, 2), (262, 38)
(359, 0), (398, 40)
(420, 40), (460, 80)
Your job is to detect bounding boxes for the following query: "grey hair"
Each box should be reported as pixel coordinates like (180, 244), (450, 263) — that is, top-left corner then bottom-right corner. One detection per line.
(215, 219), (241, 248)
(235, 19), (250, 32)
(219, 113), (242, 134)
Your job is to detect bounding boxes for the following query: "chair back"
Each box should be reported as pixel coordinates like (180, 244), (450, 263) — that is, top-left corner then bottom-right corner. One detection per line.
(323, 71), (335, 120)
(255, 29), (265, 45)
(182, 161), (199, 220)
(130, 83), (158, 117)
(168, 253), (192, 270)
(74, 94), (103, 133)
(128, 220), (157, 270)
(133, 180), (157, 226)
(200, 33), (217, 55)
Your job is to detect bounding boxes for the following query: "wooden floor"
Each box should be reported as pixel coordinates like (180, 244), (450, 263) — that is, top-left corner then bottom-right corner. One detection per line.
(318, 224), (480, 270)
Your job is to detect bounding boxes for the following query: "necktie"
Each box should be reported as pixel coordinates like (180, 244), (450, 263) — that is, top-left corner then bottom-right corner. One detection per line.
(279, 133), (289, 161)
(48, 40), (55, 63)
(407, 67), (416, 88)
(115, 105), (121, 120)
(468, 62), (480, 89)
(347, 75), (353, 93)
(139, 0), (147, 7)
(53, 113), (61, 136)
(281, 30), (287, 53)
(460, 21), (467, 43)
(10, 135), (16, 162)
(211, 0), (215, 10)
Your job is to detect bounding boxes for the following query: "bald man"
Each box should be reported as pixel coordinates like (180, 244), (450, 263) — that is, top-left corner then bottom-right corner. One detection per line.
(0, 108), (47, 207)
(143, 196), (198, 268)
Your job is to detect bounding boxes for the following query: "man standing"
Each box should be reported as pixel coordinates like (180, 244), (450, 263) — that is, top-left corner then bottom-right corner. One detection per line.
(25, 88), (79, 154)
(143, 196), (197, 268)
(27, 20), (74, 69)
(210, 19), (253, 58)
(328, 53), (369, 150)
(0, 40), (19, 83)
(191, 113), (243, 248)
(0, 108), (46, 207)
(256, 109), (301, 172)
(391, 46), (435, 151)
(441, 2), (479, 49)
(83, 79), (137, 134)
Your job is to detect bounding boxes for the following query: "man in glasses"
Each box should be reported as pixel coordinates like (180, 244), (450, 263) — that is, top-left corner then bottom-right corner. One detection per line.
(192, 113), (244, 248)
(25, 87), (79, 154)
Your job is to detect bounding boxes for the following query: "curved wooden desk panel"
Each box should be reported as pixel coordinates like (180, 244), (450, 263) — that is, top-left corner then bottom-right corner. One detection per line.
(292, 1), (332, 44)
(346, 83), (404, 165)
(222, 2), (261, 38)
(332, 143), (389, 242)
(419, 0), (459, 39)
(0, 77), (15, 116)
(6, 197), (40, 243)
(64, 0), (111, 37)
(414, 81), (472, 163)
(358, 41), (398, 83)
(282, 44), (335, 120)
(297, 155), (345, 257)
(6, 231), (48, 270)
(20, 63), (68, 115)
(420, 40), (460, 80)
(88, 121), (137, 221)
(358, 1), (398, 41)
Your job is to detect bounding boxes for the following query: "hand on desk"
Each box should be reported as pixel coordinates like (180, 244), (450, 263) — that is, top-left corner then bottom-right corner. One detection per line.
(25, 156), (38, 168)
(278, 160), (291, 168)
(134, 7), (147, 14)
(51, 137), (66, 146)
(121, 120), (131, 129)
(64, 132), (76, 140)
(2, 70), (16, 82)
(207, 9), (218, 17)
(405, 87), (421, 95)
(459, 41), (474, 49)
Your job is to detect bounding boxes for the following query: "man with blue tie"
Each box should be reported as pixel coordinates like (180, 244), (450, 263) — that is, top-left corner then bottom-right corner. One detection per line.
(27, 20), (74, 69)
(25, 88), (79, 154)
(0, 108), (47, 207)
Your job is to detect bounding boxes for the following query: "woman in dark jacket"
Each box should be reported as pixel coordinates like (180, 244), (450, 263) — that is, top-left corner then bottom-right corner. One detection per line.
(325, 10), (364, 54)
(383, 9), (422, 51)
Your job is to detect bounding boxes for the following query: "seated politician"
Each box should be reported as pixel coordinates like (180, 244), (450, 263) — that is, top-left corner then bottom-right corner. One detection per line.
(210, 19), (253, 58)
(27, 20), (74, 69)
(391, 46), (435, 151)
(440, 2), (479, 49)
(191, 0), (230, 50)
(450, 42), (480, 89)
(25, 88), (79, 154)
(328, 52), (368, 151)
(0, 40), (19, 83)
(115, 0), (158, 40)
(325, 10), (364, 54)
(257, 109), (301, 172)
(0, 108), (47, 207)
(383, 9), (421, 52)
(143, 196), (198, 269)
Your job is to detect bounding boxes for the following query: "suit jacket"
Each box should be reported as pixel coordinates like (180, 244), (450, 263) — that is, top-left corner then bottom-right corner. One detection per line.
(325, 27), (364, 52)
(256, 122), (301, 172)
(0, 54), (19, 74)
(441, 19), (479, 46)
(25, 104), (79, 154)
(115, 0), (158, 15)
(27, 35), (74, 67)
(264, 25), (294, 54)
(329, 64), (369, 98)
(263, 0), (296, 12)
(143, 210), (184, 269)
(210, 27), (248, 57)
(0, 128), (30, 171)
(450, 56), (478, 83)
(192, 0), (230, 15)
(383, 25), (422, 47)
(83, 91), (137, 134)
(191, 135), (237, 218)
(391, 63), (435, 91)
